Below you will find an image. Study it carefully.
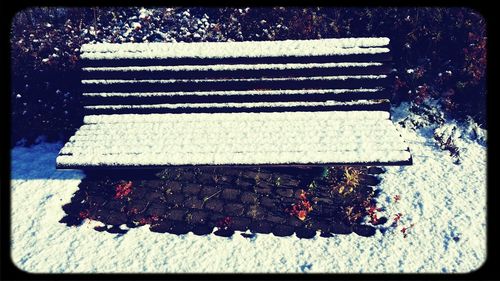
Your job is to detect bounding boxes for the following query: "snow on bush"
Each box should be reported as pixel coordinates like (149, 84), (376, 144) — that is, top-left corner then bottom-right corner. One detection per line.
(395, 100), (486, 165)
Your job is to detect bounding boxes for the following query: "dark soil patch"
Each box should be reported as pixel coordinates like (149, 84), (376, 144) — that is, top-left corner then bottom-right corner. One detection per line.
(60, 166), (385, 238)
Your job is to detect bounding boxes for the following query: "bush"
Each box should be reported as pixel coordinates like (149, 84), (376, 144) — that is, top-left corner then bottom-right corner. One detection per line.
(10, 7), (487, 146)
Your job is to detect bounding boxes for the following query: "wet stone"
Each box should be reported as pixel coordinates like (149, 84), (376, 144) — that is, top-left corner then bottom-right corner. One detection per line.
(150, 219), (173, 233)
(259, 196), (277, 208)
(221, 189), (241, 201)
(235, 179), (254, 189)
(165, 193), (184, 205)
(87, 195), (107, 207)
(329, 221), (353, 235)
(214, 228), (235, 237)
(241, 233), (256, 239)
(296, 227), (317, 239)
(183, 183), (202, 195)
(197, 173), (215, 184)
(168, 221), (191, 235)
(240, 192), (258, 204)
(276, 188), (294, 198)
(246, 205), (267, 220)
(272, 224), (295, 237)
(105, 201), (124, 210)
(94, 225), (107, 232)
(94, 208), (111, 221)
(106, 211), (128, 225)
(352, 224), (377, 237)
(144, 180), (164, 189)
(230, 217), (251, 231)
(280, 197), (296, 205)
(287, 216), (304, 227)
(222, 169), (243, 177)
(209, 213), (225, 224)
(279, 177), (301, 187)
(305, 219), (327, 232)
(359, 174), (381, 186)
(358, 185), (374, 196)
(145, 191), (163, 201)
(183, 197), (204, 209)
(293, 189), (306, 199)
(320, 231), (334, 238)
(367, 167), (386, 174)
(240, 171), (260, 180)
(200, 186), (221, 198)
(373, 217), (388, 225)
(128, 200), (148, 213)
(186, 210), (209, 224)
(106, 226), (128, 234)
(165, 209), (186, 221)
(204, 199), (224, 213)
(249, 220), (273, 234)
(254, 185), (272, 195)
(192, 224), (214, 236)
(177, 172), (196, 182)
(146, 203), (167, 217)
(312, 197), (333, 205)
(166, 181), (183, 193)
(321, 206), (342, 217)
(224, 203), (245, 216)
(130, 212), (146, 222)
(266, 213), (287, 224)
(316, 191), (332, 198)
(221, 175), (236, 183)
(130, 188), (147, 199)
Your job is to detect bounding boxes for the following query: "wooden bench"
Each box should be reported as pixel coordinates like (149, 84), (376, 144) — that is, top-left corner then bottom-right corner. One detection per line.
(56, 37), (412, 169)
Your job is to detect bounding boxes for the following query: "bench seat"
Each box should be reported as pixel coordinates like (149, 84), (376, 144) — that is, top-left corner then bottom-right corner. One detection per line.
(57, 111), (411, 168)
(56, 37), (412, 169)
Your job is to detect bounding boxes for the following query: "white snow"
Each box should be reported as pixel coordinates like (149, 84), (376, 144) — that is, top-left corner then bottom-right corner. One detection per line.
(81, 75), (387, 84)
(57, 110), (408, 167)
(10, 103), (486, 272)
(82, 62), (384, 72)
(83, 110), (391, 123)
(131, 22), (141, 29)
(83, 88), (383, 98)
(80, 38), (390, 59)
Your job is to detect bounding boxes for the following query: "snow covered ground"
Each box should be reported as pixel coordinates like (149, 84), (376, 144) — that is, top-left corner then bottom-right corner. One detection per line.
(10, 104), (486, 273)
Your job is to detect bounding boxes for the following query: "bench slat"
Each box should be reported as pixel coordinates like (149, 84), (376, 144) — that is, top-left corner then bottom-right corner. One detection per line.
(81, 110), (392, 123)
(81, 63), (392, 80)
(83, 99), (391, 114)
(82, 89), (390, 105)
(56, 109), (410, 168)
(81, 75), (388, 93)
(80, 53), (393, 67)
(81, 38), (390, 60)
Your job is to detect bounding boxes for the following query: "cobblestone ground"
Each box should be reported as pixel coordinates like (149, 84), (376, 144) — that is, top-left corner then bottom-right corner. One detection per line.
(60, 166), (386, 238)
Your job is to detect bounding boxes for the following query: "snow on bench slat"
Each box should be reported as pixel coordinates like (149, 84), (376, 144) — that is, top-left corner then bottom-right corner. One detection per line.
(82, 62), (384, 72)
(73, 118), (396, 131)
(83, 99), (389, 111)
(67, 123), (403, 143)
(56, 110), (409, 167)
(81, 75), (387, 85)
(80, 38), (390, 59)
(83, 111), (391, 124)
(56, 151), (410, 166)
(83, 88), (383, 98)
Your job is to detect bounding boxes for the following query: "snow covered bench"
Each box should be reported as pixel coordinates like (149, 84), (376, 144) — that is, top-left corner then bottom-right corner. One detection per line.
(56, 37), (412, 169)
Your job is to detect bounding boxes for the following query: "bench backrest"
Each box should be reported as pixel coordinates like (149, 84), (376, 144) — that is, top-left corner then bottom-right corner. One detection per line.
(80, 37), (392, 115)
